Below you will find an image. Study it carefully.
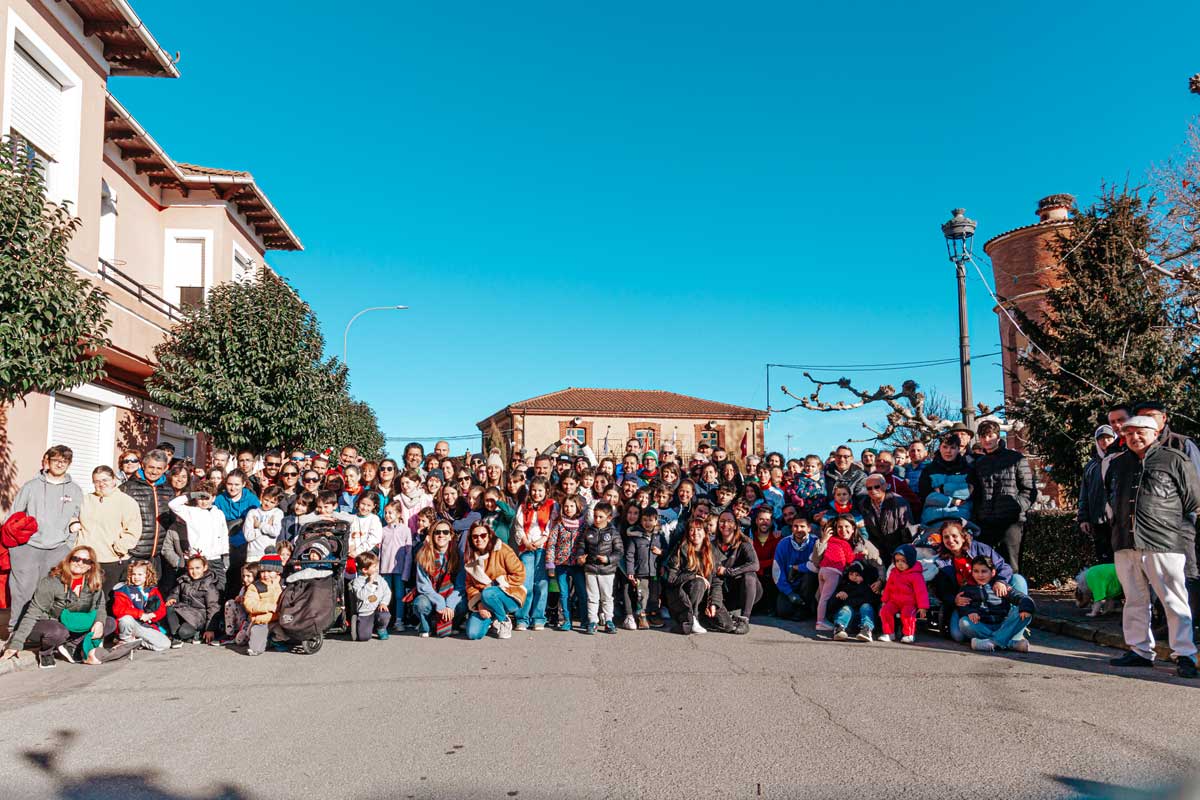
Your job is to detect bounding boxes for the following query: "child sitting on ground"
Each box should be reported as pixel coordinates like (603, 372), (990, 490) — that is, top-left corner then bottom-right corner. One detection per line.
(243, 554), (284, 656)
(959, 555), (1036, 653)
(112, 560), (169, 652)
(828, 560), (880, 642)
(879, 544), (929, 643)
(222, 563), (258, 646)
(165, 554), (221, 647)
(350, 551), (392, 641)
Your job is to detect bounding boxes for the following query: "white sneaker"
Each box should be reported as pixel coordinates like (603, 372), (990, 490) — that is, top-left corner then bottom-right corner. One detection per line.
(497, 620), (513, 640)
(622, 615), (637, 631)
(531, 623), (545, 631)
(855, 630), (873, 642)
(1009, 638), (1029, 653)
(56, 644), (77, 663)
(877, 634), (892, 642)
(691, 616), (707, 634)
(418, 632), (430, 638)
(901, 635), (915, 644)
(971, 638), (995, 652)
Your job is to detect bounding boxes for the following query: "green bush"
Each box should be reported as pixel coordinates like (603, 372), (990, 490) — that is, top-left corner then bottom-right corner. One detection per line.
(1020, 510), (1088, 588)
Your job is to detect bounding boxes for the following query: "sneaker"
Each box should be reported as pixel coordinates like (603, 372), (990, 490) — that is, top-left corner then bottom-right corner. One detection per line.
(513, 622), (528, 632)
(900, 635), (915, 644)
(1009, 638), (1029, 653)
(814, 622), (834, 632)
(532, 623), (545, 631)
(648, 615), (664, 628)
(38, 651), (55, 669)
(246, 649), (262, 657)
(971, 638), (996, 652)
(622, 615), (637, 631)
(56, 644), (77, 664)
(556, 621), (571, 632)
(637, 614), (650, 630)
(604, 621), (618, 634)
(586, 623), (597, 635)
(855, 630), (873, 642)
(1177, 657), (1198, 679)
(376, 628), (389, 640)
(209, 637), (232, 647)
(877, 634), (892, 643)
(496, 620), (513, 640)
(169, 639), (184, 649)
(1110, 651), (1155, 668)
(691, 616), (707, 634)
(418, 632), (430, 638)
(833, 626), (849, 641)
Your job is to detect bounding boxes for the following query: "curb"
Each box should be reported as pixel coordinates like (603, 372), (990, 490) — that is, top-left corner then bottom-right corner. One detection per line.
(1031, 615), (1172, 660)
(0, 651), (37, 677)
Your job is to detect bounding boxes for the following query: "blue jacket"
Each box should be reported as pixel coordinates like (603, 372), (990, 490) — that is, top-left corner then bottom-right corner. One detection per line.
(906, 460), (928, 495)
(215, 490), (259, 547)
(934, 539), (1014, 585)
(772, 533), (816, 595)
(414, 554), (465, 612)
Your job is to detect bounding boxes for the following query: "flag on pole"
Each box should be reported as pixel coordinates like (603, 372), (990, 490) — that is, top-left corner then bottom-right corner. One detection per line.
(740, 430), (749, 459)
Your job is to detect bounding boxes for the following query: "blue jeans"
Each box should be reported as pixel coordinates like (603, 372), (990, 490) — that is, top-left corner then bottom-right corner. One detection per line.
(832, 603), (875, 632)
(950, 574), (1029, 642)
(516, 549), (548, 627)
(550, 565), (586, 626)
(958, 605), (1031, 649)
(383, 574), (407, 629)
(413, 594), (466, 635)
(466, 586), (522, 640)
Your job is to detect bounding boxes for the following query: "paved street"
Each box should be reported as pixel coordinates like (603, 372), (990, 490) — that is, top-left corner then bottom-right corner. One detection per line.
(0, 620), (1196, 800)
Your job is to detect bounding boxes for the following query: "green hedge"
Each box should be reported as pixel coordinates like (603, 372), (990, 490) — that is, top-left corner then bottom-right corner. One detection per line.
(1020, 510), (1088, 588)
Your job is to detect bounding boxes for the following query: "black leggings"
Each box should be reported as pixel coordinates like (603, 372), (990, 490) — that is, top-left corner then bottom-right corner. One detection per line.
(722, 573), (762, 618)
(166, 608), (201, 640)
(977, 520), (1024, 574)
(27, 617), (116, 655)
(665, 578), (734, 631)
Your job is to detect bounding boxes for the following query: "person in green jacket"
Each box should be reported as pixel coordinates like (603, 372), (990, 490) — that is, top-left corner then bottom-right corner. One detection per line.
(481, 487), (516, 546)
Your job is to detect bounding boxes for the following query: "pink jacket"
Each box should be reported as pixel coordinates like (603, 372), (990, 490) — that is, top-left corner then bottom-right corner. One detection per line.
(396, 491), (433, 534)
(882, 563), (930, 609)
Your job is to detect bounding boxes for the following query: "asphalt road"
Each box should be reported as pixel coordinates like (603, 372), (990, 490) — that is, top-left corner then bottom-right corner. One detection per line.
(0, 619), (1196, 800)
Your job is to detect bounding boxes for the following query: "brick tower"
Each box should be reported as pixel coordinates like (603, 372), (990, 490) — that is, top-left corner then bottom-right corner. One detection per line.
(981, 195), (1074, 440)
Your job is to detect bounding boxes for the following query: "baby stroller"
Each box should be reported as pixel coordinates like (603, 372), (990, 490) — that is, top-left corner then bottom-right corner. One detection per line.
(276, 519), (350, 654)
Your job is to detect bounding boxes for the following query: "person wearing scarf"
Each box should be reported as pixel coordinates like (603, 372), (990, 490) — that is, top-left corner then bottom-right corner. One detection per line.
(463, 523), (526, 640)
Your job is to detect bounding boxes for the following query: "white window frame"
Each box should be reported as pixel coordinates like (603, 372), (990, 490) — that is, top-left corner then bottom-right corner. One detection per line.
(163, 228), (214, 307)
(232, 243), (256, 283)
(2, 10), (83, 207)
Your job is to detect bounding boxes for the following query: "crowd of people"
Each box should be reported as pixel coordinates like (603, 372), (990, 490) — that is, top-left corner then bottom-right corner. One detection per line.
(0, 397), (1196, 678)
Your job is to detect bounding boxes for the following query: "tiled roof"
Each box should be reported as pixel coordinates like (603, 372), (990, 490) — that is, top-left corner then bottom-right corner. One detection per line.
(495, 388), (768, 419)
(176, 163), (251, 178)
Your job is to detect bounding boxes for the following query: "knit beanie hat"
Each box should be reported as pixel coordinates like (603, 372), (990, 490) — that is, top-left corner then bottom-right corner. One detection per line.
(258, 553), (284, 573)
(486, 452), (504, 469)
(893, 544), (918, 568)
(845, 561), (865, 577)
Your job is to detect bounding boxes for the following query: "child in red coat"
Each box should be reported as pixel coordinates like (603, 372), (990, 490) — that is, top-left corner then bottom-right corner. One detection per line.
(112, 560), (170, 652)
(879, 544), (929, 643)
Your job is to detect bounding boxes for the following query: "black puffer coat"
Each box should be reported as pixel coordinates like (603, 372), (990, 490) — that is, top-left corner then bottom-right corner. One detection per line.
(120, 475), (175, 558)
(166, 571), (221, 631)
(972, 443), (1037, 524)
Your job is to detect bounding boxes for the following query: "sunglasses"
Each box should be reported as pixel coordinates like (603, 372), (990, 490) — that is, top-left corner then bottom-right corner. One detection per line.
(432, 529), (453, 536)
(264, 461), (281, 467)
(281, 471), (299, 477)
(291, 456), (306, 462)
(469, 533), (490, 540)
(121, 458), (140, 465)
(380, 466), (395, 472)
(867, 485), (885, 492)
(302, 477), (320, 483)
(70, 556), (94, 565)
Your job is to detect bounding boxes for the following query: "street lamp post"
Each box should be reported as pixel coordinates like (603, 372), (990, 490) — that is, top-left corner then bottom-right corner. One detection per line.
(941, 208), (977, 429)
(343, 305), (408, 364)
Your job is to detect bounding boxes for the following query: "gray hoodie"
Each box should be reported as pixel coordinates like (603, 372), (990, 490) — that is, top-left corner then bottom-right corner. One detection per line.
(10, 472), (83, 549)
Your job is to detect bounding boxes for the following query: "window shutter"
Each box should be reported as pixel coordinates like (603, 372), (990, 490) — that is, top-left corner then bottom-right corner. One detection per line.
(10, 45), (63, 160)
(51, 395), (104, 488)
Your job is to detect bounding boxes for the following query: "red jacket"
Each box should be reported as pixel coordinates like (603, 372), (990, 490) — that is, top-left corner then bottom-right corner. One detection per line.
(751, 532), (780, 576)
(881, 473), (919, 508)
(0, 512), (38, 609)
(819, 537), (855, 572)
(882, 563), (930, 609)
(111, 584), (167, 624)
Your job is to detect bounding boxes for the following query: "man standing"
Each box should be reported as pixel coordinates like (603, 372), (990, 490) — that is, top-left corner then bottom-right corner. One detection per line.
(433, 441), (451, 460)
(906, 441), (930, 496)
(120, 449), (175, 583)
(1078, 425), (1117, 564)
(1106, 415), (1198, 678)
(402, 442), (425, 475)
(5, 446), (83, 620)
(824, 445), (867, 497)
(972, 420), (1038, 574)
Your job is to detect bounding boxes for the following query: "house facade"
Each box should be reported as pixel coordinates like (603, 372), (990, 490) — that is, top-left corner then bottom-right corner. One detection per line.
(0, 0), (301, 505)
(477, 388), (769, 465)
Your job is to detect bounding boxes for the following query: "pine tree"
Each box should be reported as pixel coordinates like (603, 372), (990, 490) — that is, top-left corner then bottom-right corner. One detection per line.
(1010, 186), (1200, 493)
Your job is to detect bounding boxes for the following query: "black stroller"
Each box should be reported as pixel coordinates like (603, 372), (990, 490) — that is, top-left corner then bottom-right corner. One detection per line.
(276, 519), (350, 654)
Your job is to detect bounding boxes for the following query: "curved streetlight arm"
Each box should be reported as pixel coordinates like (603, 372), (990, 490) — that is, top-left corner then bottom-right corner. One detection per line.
(343, 305), (408, 364)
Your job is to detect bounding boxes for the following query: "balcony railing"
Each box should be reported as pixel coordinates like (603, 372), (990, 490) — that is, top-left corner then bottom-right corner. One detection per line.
(97, 258), (185, 322)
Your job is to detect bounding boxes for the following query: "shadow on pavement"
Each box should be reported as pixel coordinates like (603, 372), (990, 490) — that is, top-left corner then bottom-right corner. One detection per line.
(1049, 773), (1197, 799)
(22, 730), (250, 800)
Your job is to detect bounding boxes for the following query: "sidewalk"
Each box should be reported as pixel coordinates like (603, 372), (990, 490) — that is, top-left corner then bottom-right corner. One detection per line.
(1029, 589), (1174, 661)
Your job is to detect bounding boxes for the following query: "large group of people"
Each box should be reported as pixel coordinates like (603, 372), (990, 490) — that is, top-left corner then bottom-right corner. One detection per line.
(0, 397), (1196, 678)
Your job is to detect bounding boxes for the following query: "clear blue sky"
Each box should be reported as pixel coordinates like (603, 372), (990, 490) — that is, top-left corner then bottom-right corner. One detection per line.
(112, 1), (1200, 458)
